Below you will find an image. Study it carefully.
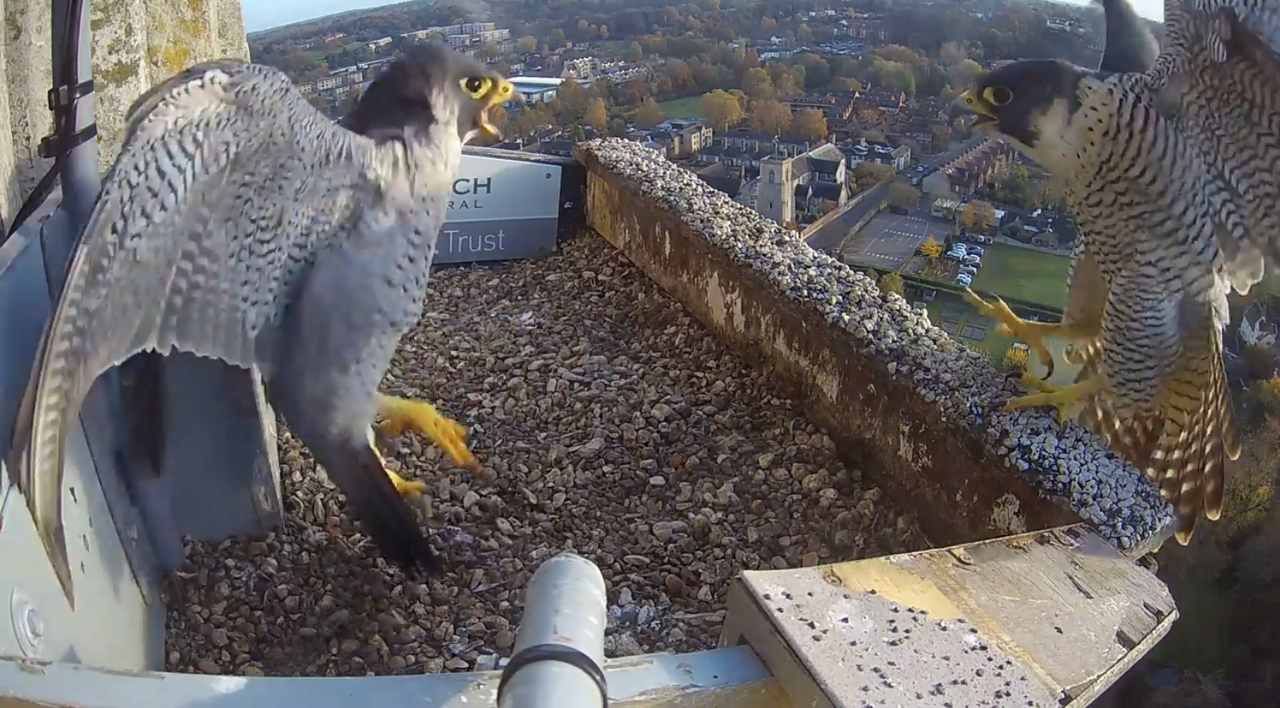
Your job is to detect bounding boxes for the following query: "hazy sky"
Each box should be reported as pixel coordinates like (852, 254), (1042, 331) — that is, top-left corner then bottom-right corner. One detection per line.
(240, 0), (1166, 35)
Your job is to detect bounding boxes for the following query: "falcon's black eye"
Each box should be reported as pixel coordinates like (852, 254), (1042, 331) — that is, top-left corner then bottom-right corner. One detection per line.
(984, 86), (1013, 106)
(461, 76), (491, 98)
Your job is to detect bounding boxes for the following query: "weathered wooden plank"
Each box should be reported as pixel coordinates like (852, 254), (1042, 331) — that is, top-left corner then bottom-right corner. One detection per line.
(719, 524), (1176, 707)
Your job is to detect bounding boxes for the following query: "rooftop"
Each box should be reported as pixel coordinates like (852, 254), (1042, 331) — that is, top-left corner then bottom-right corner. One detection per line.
(2, 141), (1177, 706)
(510, 76), (566, 87)
(164, 233), (922, 675)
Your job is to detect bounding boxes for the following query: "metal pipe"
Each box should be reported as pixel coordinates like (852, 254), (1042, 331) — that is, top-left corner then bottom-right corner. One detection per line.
(52, 0), (101, 239)
(497, 553), (609, 708)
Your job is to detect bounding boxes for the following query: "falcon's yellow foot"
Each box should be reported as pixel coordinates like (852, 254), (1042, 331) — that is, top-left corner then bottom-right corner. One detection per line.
(374, 393), (482, 478)
(367, 435), (429, 499)
(963, 289), (1059, 377)
(1004, 374), (1103, 424)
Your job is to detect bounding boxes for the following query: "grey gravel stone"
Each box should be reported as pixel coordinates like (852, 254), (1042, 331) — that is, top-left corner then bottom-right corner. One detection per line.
(163, 234), (922, 676)
(577, 137), (1173, 551)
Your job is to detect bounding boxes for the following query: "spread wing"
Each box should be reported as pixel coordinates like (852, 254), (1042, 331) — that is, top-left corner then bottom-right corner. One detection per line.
(1097, 0), (1162, 73)
(1153, 0), (1280, 284)
(5, 61), (380, 605)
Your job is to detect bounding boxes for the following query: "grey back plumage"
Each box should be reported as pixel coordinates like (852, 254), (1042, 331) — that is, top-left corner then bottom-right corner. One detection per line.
(7, 55), (465, 602)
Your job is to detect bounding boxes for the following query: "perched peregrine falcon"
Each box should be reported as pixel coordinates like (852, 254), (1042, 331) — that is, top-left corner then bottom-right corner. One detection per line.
(6, 43), (514, 605)
(953, 0), (1280, 544)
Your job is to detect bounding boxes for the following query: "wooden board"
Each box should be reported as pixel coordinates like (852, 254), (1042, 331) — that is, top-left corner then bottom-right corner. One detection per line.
(719, 524), (1176, 707)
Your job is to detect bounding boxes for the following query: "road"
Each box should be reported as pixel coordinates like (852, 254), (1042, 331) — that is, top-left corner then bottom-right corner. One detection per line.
(805, 182), (888, 253)
(806, 136), (985, 255)
(840, 205), (952, 269)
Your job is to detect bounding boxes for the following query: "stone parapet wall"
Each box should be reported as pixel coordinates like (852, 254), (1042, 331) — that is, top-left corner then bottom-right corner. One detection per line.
(1, 0), (249, 224)
(577, 137), (1173, 556)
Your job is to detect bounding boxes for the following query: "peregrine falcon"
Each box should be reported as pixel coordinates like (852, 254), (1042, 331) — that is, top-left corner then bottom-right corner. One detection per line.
(953, 0), (1280, 543)
(6, 43), (515, 605)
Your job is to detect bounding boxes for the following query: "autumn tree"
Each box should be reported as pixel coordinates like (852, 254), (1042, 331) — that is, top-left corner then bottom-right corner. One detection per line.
(853, 162), (894, 190)
(939, 41), (968, 66)
(961, 200), (998, 230)
(626, 41), (643, 62)
(517, 35), (538, 53)
(920, 236), (943, 262)
(742, 67), (773, 100)
(583, 97), (608, 130)
(930, 126), (951, 154)
(549, 28), (566, 47)
(948, 59), (984, 90)
(832, 76), (862, 91)
(878, 272), (905, 297)
(888, 183), (920, 210)
(554, 78), (588, 122)
(510, 103), (552, 138)
(862, 130), (886, 143)
(634, 98), (664, 129)
(700, 90), (744, 132)
(790, 108), (827, 141)
(748, 99), (792, 135)
(773, 70), (802, 98)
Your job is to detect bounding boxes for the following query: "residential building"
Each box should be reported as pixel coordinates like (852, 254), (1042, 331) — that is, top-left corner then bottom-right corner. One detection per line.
(643, 120), (713, 158)
(757, 143), (850, 227)
(509, 76), (564, 104)
(840, 138), (911, 171)
(921, 139), (1015, 198)
(783, 91), (856, 122)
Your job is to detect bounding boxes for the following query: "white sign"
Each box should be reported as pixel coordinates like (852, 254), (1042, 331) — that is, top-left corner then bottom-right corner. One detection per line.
(436, 153), (562, 264)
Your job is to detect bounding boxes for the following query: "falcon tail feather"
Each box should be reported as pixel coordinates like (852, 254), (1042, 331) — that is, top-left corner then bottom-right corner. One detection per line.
(1152, 322), (1239, 545)
(318, 441), (443, 577)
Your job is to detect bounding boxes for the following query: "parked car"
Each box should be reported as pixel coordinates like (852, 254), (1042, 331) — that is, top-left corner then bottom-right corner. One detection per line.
(967, 245), (985, 256)
(946, 250), (966, 261)
(959, 265), (979, 276)
(964, 255), (982, 266)
(955, 274), (973, 286)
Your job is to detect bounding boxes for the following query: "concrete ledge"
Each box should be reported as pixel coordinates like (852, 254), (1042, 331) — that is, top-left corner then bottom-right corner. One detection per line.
(0, 645), (786, 708)
(576, 138), (1172, 555)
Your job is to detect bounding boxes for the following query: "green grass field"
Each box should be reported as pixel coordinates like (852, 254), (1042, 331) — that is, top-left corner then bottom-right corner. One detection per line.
(924, 297), (1015, 360)
(968, 243), (1072, 309)
(657, 93), (709, 120)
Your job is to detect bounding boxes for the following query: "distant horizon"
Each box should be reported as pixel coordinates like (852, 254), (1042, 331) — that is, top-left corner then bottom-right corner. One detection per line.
(240, 0), (1164, 36)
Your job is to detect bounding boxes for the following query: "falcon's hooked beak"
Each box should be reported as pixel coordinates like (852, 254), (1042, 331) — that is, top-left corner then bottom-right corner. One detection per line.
(955, 88), (997, 131)
(479, 78), (517, 140)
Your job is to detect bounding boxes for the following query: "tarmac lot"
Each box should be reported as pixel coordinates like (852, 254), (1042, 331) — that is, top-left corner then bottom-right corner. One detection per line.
(840, 209), (953, 269)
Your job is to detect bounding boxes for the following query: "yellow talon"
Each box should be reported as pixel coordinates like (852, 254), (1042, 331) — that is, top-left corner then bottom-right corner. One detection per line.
(367, 430), (430, 499)
(387, 469), (429, 500)
(963, 288), (1058, 377)
(1003, 374), (1102, 424)
(374, 393), (482, 478)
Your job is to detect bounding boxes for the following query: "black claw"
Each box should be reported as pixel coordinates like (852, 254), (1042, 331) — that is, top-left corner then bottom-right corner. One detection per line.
(1041, 356), (1055, 381)
(313, 440), (445, 577)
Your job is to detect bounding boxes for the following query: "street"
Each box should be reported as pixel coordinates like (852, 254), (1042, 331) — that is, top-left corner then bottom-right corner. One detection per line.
(840, 206), (952, 269)
(805, 136), (984, 255)
(804, 181), (888, 253)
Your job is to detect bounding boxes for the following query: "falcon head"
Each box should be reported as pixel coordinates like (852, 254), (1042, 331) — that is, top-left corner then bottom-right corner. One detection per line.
(342, 42), (515, 145)
(954, 60), (1090, 169)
